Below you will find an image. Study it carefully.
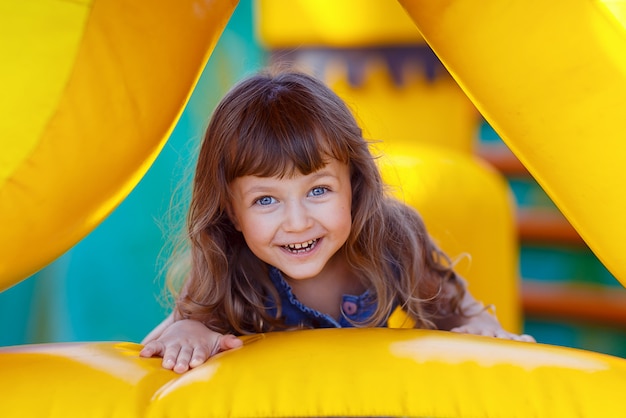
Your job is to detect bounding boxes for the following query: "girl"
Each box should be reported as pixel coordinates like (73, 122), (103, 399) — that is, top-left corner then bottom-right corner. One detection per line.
(140, 70), (534, 373)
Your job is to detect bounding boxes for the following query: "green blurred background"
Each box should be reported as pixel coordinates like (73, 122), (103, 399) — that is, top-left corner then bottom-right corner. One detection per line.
(2, 0), (625, 358)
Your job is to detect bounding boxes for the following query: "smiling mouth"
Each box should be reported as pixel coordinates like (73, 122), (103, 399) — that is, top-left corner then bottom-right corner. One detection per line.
(283, 239), (319, 254)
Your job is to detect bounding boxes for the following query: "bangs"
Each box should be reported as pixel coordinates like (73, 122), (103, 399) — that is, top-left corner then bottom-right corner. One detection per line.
(210, 71), (364, 184)
(223, 99), (353, 181)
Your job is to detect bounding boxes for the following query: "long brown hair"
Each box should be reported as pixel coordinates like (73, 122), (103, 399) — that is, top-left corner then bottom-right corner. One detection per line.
(171, 69), (465, 334)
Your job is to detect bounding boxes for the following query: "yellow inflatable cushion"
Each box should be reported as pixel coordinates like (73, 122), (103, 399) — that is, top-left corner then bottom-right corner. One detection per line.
(2, 329), (626, 417)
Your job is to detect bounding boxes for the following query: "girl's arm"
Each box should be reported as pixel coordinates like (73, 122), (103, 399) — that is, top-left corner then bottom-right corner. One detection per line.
(140, 317), (243, 373)
(437, 278), (535, 342)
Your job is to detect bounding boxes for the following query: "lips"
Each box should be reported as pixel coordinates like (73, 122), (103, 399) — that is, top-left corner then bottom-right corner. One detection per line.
(283, 239), (319, 254)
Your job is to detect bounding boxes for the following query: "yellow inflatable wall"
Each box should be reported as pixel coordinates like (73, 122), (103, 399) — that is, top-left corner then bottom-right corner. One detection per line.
(0, 0), (237, 290)
(399, 0), (626, 287)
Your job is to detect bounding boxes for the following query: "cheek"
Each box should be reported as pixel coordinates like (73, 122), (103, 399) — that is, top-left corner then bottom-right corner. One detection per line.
(239, 216), (273, 246)
(333, 203), (353, 241)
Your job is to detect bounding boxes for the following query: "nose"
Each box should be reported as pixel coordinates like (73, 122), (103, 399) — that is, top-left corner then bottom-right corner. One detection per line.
(282, 199), (312, 232)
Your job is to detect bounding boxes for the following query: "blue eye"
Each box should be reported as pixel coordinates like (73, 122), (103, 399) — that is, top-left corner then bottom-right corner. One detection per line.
(310, 187), (328, 197)
(256, 196), (276, 206)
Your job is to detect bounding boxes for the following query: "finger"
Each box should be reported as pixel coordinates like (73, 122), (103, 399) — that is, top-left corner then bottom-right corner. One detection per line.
(189, 346), (210, 369)
(139, 345), (154, 358)
(451, 327), (485, 336)
(454, 326), (485, 336)
(496, 332), (536, 342)
(219, 334), (244, 352)
(471, 328), (494, 338)
(493, 330), (508, 339)
(162, 344), (181, 371)
(173, 346), (194, 374)
(139, 341), (163, 358)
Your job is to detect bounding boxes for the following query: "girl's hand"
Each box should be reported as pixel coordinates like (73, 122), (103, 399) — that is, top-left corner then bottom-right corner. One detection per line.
(448, 300), (536, 342)
(442, 279), (536, 342)
(139, 319), (243, 373)
(450, 320), (536, 342)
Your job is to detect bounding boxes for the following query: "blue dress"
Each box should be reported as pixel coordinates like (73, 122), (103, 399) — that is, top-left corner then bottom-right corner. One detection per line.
(266, 266), (384, 328)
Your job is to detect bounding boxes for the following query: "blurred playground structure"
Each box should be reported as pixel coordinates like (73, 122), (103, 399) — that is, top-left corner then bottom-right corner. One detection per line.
(2, 0), (626, 415)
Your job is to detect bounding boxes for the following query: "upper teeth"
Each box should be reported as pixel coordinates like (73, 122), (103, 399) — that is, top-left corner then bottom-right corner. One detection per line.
(287, 239), (315, 249)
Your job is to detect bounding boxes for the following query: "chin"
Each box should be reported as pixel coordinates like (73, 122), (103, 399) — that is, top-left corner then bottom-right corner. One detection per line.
(280, 265), (324, 281)
(282, 272), (318, 281)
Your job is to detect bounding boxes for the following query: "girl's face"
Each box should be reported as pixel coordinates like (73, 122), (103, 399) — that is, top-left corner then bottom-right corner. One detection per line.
(229, 158), (352, 282)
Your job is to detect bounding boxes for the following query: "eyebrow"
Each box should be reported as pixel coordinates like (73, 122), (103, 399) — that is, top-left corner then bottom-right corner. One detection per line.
(308, 169), (337, 181)
(239, 169), (339, 196)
